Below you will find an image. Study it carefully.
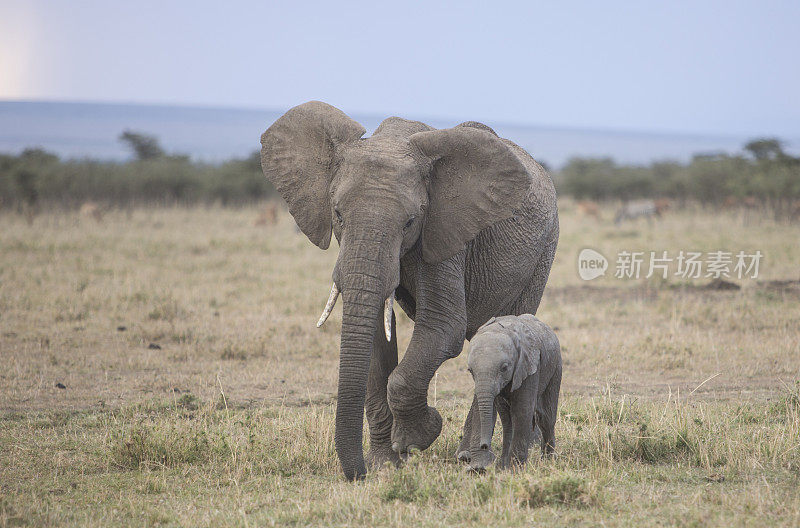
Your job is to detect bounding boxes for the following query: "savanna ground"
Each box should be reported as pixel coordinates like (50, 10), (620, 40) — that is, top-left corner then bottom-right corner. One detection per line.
(1, 200), (799, 527)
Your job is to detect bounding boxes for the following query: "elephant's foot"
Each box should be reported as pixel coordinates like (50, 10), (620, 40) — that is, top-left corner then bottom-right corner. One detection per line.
(467, 448), (496, 472)
(495, 455), (514, 471)
(390, 405), (442, 456)
(366, 444), (402, 470)
(456, 431), (473, 463)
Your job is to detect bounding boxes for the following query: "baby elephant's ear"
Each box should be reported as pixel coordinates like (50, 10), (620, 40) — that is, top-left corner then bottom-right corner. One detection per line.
(511, 324), (540, 391)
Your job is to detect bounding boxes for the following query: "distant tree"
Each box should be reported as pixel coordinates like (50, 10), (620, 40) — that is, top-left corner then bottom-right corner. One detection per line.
(12, 148), (59, 207)
(7, 149), (58, 221)
(14, 169), (38, 206)
(119, 130), (165, 160)
(559, 157), (618, 200)
(744, 138), (785, 161)
(18, 148), (59, 165)
(245, 150), (262, 172)
(692, 151), (727, 161)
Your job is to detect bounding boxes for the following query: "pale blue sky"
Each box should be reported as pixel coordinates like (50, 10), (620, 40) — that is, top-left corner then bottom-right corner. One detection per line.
(1, 1), (798, 137)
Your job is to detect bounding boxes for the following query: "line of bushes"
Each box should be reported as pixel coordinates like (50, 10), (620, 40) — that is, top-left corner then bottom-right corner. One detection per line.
(0, 131), (275, 210)
(0, 149), (274, 209)
(556, 138), (800, 212)
(1, 133), (798, 211)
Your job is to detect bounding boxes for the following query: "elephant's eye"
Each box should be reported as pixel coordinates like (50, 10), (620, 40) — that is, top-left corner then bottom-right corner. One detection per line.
(334, 208), (343, 226)
(403, 216), (416, 231)
(500, 363), (509, 372)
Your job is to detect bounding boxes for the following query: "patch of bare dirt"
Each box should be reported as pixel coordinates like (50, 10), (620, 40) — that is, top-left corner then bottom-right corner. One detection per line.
(547, 285), (659, 303)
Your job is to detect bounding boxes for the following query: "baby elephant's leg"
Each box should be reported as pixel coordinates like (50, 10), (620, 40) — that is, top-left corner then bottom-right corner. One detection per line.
(495, 396), (513, 469)
(537, 369), (561, 456)
(509, 376), (538, 467)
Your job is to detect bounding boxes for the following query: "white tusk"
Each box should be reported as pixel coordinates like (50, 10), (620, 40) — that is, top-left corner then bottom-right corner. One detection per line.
(316, 283), (339, 327)
(383, 292), (394, 342)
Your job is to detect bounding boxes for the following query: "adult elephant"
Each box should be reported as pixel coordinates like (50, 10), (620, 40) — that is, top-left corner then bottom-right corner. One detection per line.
(260, 101), (559, 480)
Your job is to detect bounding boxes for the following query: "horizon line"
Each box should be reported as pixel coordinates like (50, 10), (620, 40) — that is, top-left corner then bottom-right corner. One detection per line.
(1, 97), (788, 144)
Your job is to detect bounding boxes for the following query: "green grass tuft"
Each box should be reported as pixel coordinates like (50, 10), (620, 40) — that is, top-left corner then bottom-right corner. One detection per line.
(109, 424), (215, 469)
(518, 472), (601, 508)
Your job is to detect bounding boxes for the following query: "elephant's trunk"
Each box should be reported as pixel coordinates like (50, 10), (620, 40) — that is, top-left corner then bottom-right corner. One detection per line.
(476, 387), (496, 451)
(335, 285), (383, 480)
(332, 226), (400, 481)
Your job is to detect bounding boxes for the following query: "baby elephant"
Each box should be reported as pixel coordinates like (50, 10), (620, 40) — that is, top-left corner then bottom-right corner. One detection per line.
(457, 314), (562, 470)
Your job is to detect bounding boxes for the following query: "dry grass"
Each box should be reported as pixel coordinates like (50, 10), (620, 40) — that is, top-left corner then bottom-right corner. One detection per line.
(1, 201), (799, 526)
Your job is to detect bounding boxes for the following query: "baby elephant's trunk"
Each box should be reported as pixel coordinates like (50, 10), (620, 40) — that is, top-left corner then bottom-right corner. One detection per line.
(476, 389), (496, 451)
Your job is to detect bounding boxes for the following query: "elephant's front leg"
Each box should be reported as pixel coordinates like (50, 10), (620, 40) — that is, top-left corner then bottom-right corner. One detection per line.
(508, 376), (538, 467)
(387, 254), (467, 456)
(365, 309), (401, 470)
(456, 396), (475, 463)
(496, 396), (514, 469)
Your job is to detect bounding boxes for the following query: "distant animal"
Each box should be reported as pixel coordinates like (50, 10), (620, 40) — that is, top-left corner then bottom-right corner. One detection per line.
(457, 314), (562, 471)
(614, 199), (668, 225)
(723, 196), (760, 210)
(576, 200), (601, 220)
(790, 200), (800, 221)
(654, 198), (670, 214)
(742, 196), (759, 209)
(254, 202), (279, 226)
(722, 196), (739, 209)
(79, 201), (104, 222)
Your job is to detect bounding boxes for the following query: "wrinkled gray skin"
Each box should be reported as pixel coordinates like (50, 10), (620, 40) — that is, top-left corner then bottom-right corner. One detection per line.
(260, 101), (559, 480)
(457, 315), (562, 471)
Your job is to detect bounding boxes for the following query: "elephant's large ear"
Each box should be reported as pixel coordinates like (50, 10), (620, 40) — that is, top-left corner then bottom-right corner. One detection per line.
(261, 101), (365, 249)
(511, 322), (539, 392)
(409, 127), (531, 264)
